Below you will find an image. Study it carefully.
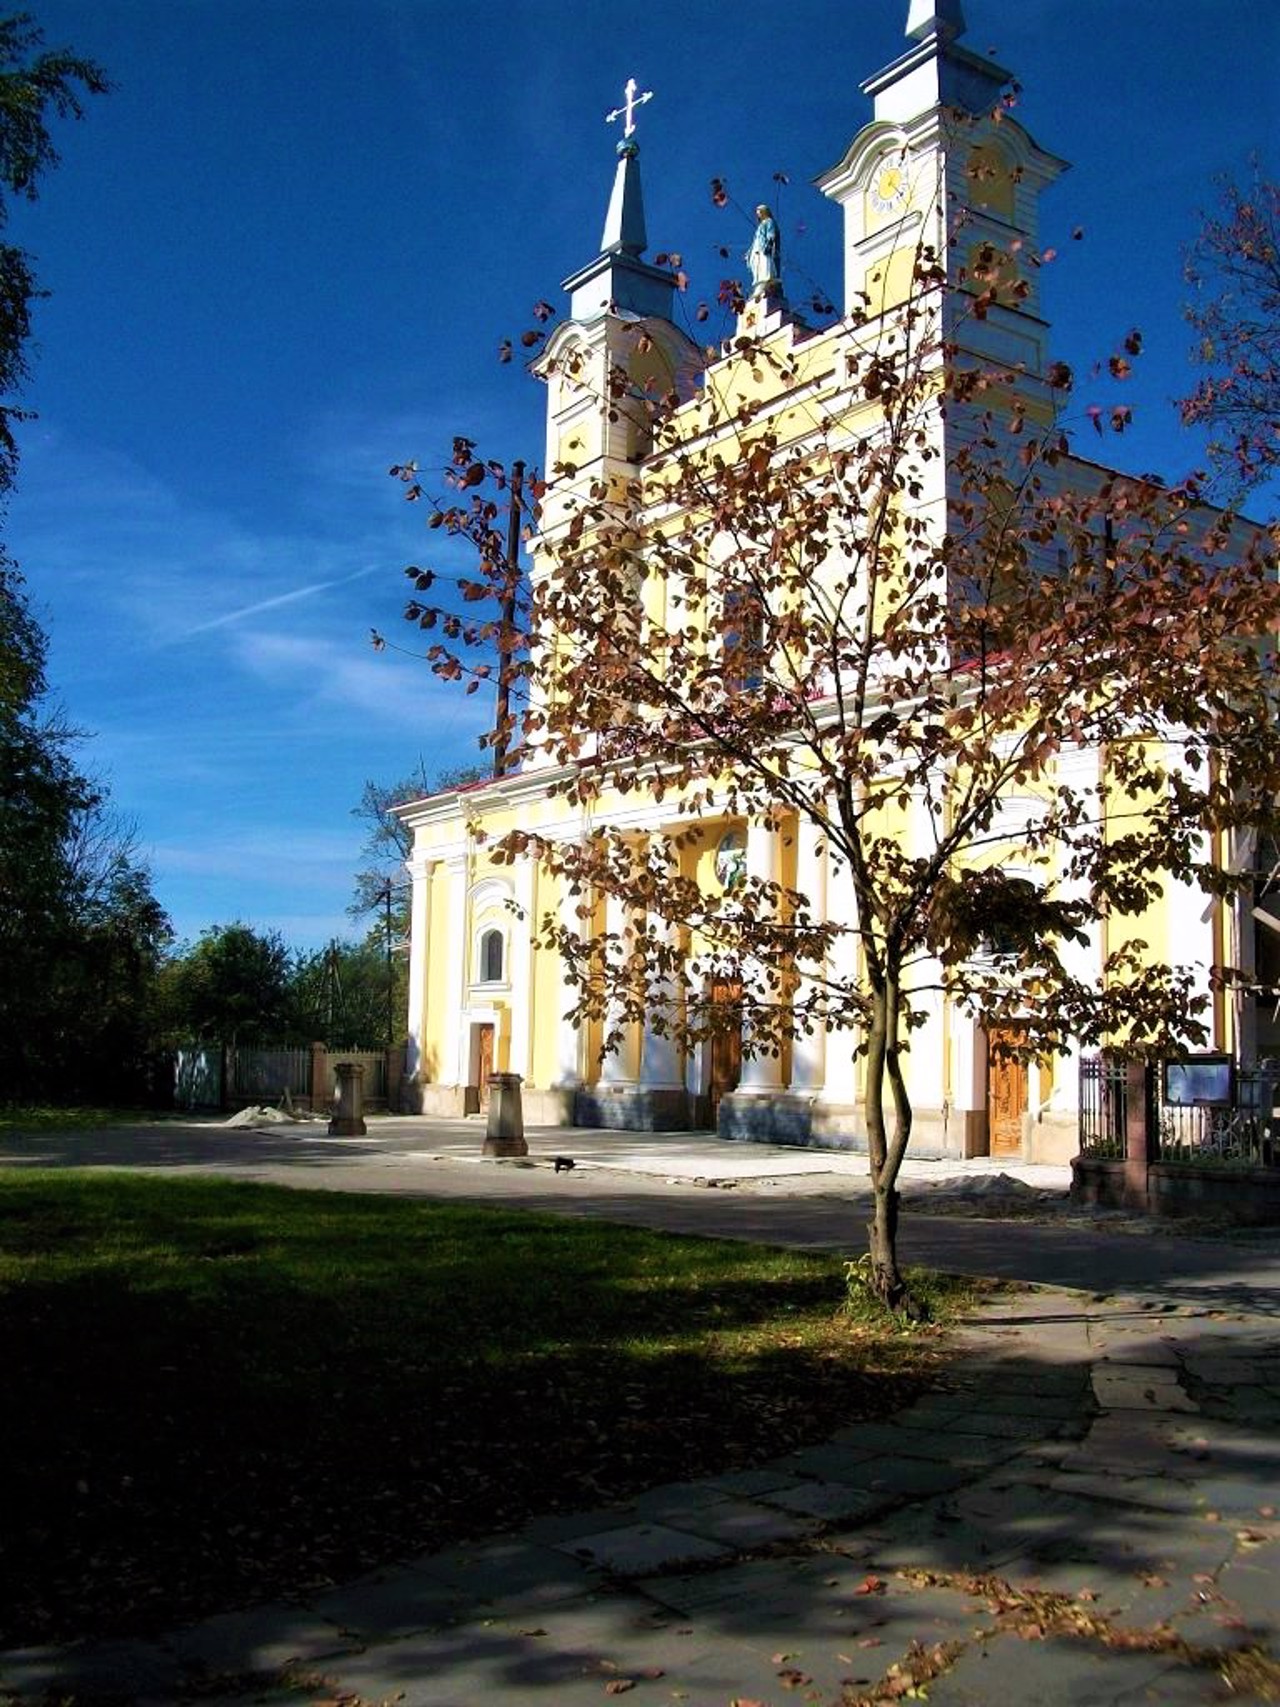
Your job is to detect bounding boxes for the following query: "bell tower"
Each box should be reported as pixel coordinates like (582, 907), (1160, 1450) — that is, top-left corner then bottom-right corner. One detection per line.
(535, 82), (702, 528)
(815, 0), (1068, 379)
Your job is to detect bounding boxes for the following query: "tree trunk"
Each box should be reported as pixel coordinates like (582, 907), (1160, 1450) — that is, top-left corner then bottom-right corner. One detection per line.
(860, 969), (917, 1313)
(866, 1178), (905, 1308)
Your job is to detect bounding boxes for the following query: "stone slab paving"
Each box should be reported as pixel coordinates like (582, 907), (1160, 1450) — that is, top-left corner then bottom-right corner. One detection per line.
(3, 1286), (1278, 1706)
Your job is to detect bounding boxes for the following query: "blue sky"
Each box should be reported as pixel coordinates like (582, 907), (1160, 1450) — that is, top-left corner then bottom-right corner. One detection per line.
(5, 0), (1276, 950)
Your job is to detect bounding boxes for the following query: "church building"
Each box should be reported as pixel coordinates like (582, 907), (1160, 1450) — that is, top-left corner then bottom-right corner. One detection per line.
(394, 1), (1267, 1165)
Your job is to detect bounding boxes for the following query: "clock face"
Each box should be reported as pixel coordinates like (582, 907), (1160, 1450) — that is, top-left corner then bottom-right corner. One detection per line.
(870, 161), (908, 214)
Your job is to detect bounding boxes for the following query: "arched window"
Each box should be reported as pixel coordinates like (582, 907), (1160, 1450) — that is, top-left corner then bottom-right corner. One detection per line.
(479, 927), (505, 984)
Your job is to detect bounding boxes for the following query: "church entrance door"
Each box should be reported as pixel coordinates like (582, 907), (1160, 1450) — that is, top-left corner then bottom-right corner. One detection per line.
(987, 1026), (1027, 1156)
(476, 1023), (495, 1111)
(709, 980), (742, 1116)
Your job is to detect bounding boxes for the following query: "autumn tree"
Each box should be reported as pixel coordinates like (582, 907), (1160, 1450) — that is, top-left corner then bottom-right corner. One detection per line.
(396, 193), (1280, 1311)
(1182, 168), (1280, 505)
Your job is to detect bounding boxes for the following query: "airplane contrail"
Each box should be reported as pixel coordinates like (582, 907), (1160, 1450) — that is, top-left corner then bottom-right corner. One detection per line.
(181, 562), (384, 638)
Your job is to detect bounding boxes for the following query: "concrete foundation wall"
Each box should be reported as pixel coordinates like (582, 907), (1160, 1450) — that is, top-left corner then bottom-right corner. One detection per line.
(573, 1085), (696, 1132)
(1072, 1155), (1280, 1223)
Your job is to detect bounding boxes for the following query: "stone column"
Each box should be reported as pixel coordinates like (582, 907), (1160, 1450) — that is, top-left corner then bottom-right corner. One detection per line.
(441, 853), (469, 1086)
(790, 816), (827, 1093)
(404, 856), (434, 1084)
(639, 833), (683, 1088)
(737, 814), (785, 1092)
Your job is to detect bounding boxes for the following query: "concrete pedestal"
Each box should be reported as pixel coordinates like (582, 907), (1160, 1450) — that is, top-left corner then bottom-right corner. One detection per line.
(329, 1061), (367, 1136)
(483, 1072), (528, 1157)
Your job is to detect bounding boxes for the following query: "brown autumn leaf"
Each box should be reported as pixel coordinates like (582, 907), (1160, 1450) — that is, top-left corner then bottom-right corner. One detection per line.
(604, 1682), (636, 1696)
(777, 1667), (811, 1689)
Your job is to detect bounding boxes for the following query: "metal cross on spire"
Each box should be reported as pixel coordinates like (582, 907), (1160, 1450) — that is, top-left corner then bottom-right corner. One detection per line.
(605, 76), (653, 139)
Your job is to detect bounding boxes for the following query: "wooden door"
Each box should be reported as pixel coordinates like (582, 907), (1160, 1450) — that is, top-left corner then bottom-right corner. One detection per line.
(709, 981), (743, 1113)
(988, 1026), (1028, 1156)
(476, 1023), (495, 1110)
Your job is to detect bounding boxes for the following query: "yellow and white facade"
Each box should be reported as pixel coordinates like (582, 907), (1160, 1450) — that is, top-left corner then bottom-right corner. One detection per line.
(396, 3), (1254, 1165)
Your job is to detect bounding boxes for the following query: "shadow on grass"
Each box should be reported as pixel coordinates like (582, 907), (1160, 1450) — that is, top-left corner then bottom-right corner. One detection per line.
(0, 1172), (945, 1649)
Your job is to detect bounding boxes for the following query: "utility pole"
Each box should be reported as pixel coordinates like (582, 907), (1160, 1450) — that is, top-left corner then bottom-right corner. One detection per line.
(493, 459), (525, 777)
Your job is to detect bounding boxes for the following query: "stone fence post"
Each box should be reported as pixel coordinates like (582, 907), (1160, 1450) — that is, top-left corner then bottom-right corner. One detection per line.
(1123, 1060), (1151, 1211)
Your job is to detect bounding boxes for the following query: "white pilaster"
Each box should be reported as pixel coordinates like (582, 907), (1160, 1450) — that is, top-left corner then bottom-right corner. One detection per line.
(508, 854), (535, 1080)
(599, 885), (637, 1084)
(405, 855), (434, 1081)
(554, 865), (586, 1086)
(441, 853), (469, 1085)
(639, 832), (683, 1088)
(791, 816), (828, 1092)
(738, 814), (785, 1092)
(824, 847), (861, 1103)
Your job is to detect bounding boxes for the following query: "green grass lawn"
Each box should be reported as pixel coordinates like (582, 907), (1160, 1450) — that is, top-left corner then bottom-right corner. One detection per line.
(0, 1172), (980, 1647)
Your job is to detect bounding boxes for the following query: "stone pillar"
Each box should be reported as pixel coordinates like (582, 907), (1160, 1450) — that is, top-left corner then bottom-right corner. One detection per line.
(1123, 1060), (1151, 1211)
(639, 833), (684, 1089)
(404, 856), (433, 1084)
(737, 814), (785, 1092)
(599, 885), (637, 1085)
(441, 853), (469, 1086)
(482, 1072), (528, 1156)
(790, 816), (827, 1093)
(329, 1061), (366, 1136)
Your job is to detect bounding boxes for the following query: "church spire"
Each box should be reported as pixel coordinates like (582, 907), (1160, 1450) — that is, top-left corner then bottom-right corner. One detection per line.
(601, 139), (647, 256)
(560, 77), (678, 325)
(601, 77), (652, 255)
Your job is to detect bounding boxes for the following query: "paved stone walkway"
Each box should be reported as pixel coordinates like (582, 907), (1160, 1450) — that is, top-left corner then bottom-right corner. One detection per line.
(3, 1285), (1277, 1706)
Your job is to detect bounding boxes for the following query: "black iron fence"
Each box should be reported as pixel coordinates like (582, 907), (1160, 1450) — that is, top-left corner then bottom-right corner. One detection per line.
(1079, 1056), (1280, 1169)
(1156, 1064), (1279, 1169)
(1078, 1055), (1130, 1160)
